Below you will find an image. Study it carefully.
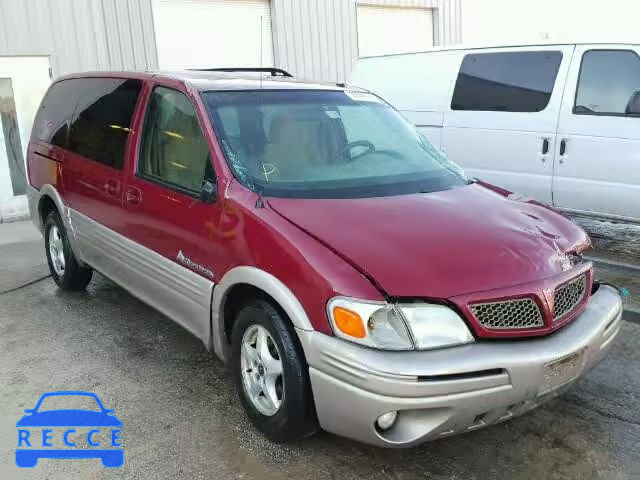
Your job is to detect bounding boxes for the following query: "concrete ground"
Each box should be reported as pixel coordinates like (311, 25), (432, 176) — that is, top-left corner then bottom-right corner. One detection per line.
(0, 221), (639, 479)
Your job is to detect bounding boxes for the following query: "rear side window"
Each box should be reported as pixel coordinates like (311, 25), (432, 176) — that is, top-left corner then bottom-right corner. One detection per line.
(574, 50), (640, 116)
(451, 51), (563, 112)
(138, 87), (213, 194)
(33, 79), (80, 147)
(67, 78), (142, 169)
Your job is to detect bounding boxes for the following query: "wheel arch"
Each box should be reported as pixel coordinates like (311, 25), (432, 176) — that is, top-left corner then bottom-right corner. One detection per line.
(211, 266), (314, 362)
(36, 184), (86, 266)
(36, 184), (66, 231)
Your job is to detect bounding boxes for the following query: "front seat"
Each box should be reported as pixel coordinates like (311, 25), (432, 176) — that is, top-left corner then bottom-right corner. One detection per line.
(262, 112), (322, 181)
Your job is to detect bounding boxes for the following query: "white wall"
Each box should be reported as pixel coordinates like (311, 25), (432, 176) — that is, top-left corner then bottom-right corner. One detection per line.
(0, 0), (158, 77)
(462, 0), (640, 45)
(272, 0), (463, 83)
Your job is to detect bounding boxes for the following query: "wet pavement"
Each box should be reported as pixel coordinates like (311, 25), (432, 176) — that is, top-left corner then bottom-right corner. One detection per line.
(0, 221), (639, 479)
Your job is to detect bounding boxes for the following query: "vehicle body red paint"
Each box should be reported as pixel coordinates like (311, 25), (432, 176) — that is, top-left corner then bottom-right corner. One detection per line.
(27, 70), (593, 339)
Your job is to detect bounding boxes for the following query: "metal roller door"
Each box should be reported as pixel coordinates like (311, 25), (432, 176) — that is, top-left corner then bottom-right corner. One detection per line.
(154, 0), (274, 70)
(356, 5), (434, 58)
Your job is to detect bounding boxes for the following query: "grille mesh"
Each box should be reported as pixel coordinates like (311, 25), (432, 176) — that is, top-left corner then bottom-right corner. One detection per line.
(553, 274), (587, 321)
(470, 298), (544, 330)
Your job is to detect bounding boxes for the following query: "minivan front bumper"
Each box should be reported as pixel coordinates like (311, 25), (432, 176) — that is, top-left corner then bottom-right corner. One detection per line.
(297, 285), (622, 447)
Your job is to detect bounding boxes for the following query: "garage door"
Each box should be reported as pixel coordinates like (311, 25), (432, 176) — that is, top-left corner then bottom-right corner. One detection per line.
(154, 0), (274, 70)
(356, 5), (434, 58)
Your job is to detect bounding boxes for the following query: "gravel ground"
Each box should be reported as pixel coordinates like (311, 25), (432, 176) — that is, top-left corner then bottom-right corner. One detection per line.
(0, 222), (639, 479)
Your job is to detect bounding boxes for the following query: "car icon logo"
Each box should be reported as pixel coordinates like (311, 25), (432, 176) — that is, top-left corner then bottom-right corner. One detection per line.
(15, 391), (123, 468)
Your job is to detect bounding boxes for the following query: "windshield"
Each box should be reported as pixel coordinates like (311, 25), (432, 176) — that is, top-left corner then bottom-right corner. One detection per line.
(203, 89), (467, 198)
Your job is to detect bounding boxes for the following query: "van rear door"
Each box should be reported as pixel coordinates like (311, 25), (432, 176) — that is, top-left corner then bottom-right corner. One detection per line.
(554, 45), (640, 221)
(62, 78), (142, 233)
(350, 51), (462, 148)
(441, 46), (573, 205)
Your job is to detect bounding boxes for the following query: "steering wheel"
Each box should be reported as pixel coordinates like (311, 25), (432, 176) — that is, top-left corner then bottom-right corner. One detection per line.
(334, 140), (375, 162)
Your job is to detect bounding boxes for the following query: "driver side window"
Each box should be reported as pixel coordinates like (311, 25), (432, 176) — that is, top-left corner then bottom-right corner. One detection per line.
(139, 87), (214, 193)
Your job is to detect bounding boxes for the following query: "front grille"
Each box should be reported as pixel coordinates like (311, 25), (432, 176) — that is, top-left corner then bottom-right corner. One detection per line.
(553, 274), (587, 322)
(470, 298), (544, 330)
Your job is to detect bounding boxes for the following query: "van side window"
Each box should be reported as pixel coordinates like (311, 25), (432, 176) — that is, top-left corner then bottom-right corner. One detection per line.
(574, 50), (640, 116)
(67, 78), (142, 170)
(33, 79), (80, 147)
(451, 51), (563, 112)
(138, 87), (213, 194)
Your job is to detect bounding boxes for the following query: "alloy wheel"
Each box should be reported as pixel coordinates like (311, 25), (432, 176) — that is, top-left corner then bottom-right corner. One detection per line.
(240, 324), (284, 416)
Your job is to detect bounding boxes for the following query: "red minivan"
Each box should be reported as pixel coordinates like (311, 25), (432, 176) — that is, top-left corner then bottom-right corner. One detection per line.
(26, 68), (622, 447)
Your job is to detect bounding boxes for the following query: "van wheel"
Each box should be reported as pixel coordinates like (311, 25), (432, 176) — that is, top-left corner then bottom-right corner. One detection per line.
(44, 211), (93, 290)
(231, 298), (318, 442)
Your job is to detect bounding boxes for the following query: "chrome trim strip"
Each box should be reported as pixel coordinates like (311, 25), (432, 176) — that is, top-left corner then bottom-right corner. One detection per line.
(69, 208), (214, 346)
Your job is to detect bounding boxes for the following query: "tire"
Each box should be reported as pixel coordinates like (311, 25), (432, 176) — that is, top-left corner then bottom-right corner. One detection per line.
(44, 210), (93, 290)
(231, 298), (318, 442)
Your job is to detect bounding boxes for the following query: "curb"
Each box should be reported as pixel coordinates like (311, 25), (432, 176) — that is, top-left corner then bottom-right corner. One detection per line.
(624, 307), (640, 325)
(586, 255), (640, 274)
(0, 212), (30, 224)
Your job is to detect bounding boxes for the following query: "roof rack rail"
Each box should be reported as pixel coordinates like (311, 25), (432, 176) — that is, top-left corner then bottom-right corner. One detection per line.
(190, 67), (293, 77)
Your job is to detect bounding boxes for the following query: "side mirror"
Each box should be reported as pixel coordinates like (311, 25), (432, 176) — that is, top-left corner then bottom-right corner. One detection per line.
(199, 180), (217, 203)
(625, 90), (640, 115)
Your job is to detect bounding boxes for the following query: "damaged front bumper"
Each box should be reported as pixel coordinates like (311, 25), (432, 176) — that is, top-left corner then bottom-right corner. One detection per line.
(297, 285), (622, 447)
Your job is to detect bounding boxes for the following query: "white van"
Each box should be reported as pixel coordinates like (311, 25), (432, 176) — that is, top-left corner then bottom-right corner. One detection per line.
(350, 43), (640, 222)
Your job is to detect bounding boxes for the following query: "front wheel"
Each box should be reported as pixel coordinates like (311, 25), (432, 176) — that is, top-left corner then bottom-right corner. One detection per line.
(231, 299), (318, 442)
(44, 210), (93, 290)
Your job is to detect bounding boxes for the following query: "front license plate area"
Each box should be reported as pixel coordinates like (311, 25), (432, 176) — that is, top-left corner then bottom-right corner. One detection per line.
(539, 349), (586, 396)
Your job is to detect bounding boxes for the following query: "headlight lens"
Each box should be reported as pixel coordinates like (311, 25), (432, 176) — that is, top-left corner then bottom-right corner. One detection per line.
(399, 303), (475, 350)
(328, 298), (413, 350)
(327, 297), (474, 351)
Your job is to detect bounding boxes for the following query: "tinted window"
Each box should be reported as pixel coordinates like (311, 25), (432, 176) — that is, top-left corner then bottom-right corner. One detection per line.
(67, 78), (141, 169)
(33, 79), (80, 147)
(139, 87), (213, 193)
(574, 50), (640, 116)
(451, 51), (563, 112)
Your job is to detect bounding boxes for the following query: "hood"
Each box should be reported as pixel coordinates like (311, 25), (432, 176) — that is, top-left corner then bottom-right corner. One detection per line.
(267, 184), (590, 298)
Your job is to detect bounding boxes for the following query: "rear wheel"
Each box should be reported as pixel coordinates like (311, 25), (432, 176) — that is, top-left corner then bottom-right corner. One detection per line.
(231, 298), (318, 442)
(44, 210), (93, 290)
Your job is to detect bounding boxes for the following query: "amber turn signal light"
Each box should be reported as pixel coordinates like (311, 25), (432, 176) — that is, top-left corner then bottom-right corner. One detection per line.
(332, 306), (366, 338)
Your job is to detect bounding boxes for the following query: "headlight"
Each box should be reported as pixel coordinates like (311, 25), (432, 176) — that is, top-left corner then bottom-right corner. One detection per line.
(399, 303), (475, 349)
(327, 297), (474, 351)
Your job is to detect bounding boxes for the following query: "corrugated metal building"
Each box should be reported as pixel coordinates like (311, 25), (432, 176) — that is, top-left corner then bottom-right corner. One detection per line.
(0, 0), (462, 221)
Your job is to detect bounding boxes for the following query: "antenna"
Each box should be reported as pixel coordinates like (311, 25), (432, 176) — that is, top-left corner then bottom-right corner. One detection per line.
(255, 14), (266, 208)
(259, 14), (263, 91)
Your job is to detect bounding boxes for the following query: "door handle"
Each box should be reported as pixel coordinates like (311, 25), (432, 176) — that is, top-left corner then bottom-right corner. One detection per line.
(125, 186), (142, 205)
(559, 139), (567, 156)
(104, 179), (120, 197)
(541, 138), (549, 155)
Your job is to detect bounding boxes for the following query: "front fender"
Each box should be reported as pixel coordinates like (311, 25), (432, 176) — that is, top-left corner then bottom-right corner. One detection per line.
(210, 266), (314, 362)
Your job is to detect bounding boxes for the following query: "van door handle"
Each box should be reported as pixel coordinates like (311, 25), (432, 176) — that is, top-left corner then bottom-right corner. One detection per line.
(125, 186), (142, 205)
(104, 179), (120, 197)
(541, 138), (549, 155)
(559, 139), (567, 156)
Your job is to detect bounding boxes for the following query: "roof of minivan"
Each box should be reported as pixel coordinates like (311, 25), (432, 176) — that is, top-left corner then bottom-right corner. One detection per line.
(55, 70), (352, 92)
(358, 41), (640, 60)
